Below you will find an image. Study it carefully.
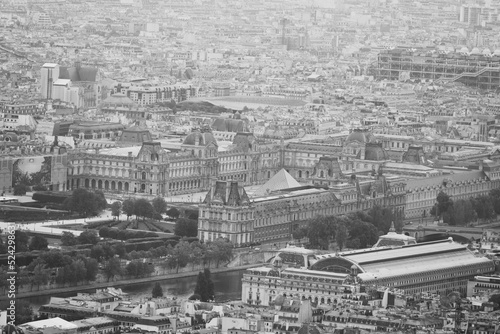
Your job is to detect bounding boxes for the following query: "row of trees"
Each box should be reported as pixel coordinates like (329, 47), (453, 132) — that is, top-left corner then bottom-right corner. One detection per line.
(1, 236), (234, 292)
(61, 230), (100, 246)
(117, 197), (168, 221)
(294, 205), (399, 250)
(431, 189), (500, 226)
(0, 251), (100, 291)
(0, 231), (48, 254)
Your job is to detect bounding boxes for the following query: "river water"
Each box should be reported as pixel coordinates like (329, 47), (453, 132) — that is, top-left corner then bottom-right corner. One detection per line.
(22, 270), (245, 312)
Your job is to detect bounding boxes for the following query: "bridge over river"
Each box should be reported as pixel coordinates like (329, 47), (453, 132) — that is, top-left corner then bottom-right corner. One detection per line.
(402, 222), (500, 243)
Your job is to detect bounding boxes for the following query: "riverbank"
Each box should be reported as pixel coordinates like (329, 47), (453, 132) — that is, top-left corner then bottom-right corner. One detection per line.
(3, 263), (263, 301)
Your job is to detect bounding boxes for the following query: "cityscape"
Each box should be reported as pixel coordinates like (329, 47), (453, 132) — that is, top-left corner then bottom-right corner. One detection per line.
(1, 0), (500, 333)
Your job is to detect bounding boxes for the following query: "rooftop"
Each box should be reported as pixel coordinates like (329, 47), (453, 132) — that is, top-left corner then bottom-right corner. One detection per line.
(253, 169), (302, 197)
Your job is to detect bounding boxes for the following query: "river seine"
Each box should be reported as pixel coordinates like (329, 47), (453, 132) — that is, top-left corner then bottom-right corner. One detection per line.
(23, 269), (245, 311)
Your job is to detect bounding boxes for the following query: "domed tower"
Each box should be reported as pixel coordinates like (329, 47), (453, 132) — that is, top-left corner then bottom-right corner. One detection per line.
(182, 128), (219, 189)
(182, 127), (218, 159)
(342, 128), (377, 171)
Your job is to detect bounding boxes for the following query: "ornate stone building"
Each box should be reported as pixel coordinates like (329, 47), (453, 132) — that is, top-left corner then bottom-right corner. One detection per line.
(242, 239), (495, 307)
(198, 168), (407, 244)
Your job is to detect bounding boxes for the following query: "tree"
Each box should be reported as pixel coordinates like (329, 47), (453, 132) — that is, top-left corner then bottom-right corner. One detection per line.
(10, 300), (32, 324)
(61, 231), (77, 246)
(166, 207), (180, 219)
(122, 198), (135, 220)
(194, 271), (208, 301)
(15, 230), (29, 252)
(78, 230), (99, 245)
(193, 269), (215, 302)
(471, 196), (496, 221)
(30, 263), (49, 291)
(489, 188), (500, 214)
(204, 268), (215, 301)
(64, 189), (107, 217)
(209, 238), (233, 267)
(69, 259), (87, 286)
(306, 217), (333, 250)
(134, 198), (154, 221)
(174, 218), (198, 237)
(29, 235), (48, 251)
(126, 260), (140, 277)
(94, 190), (108, 212)
(91, 244), (115, 262)
(83, 257), (99, 282)
(435, 191), (453, 218)
(170, 241), (191, 273)
(367, 205), (395, 234)
(152, 197), (167, 217)
(40, 250), (72, 268)
(347, 220), (379, 249)
(335, 223), (348, 251)
(152, 282), (164, 298)
(111, 201), (122, 220)
(14, 184), (28, 195)
(489, 294), (500, 310)
(292, 227), (308, 240)
(189, 242), (205, 270)
(103, 258), (122, 282)
(446, 199), (476, 226)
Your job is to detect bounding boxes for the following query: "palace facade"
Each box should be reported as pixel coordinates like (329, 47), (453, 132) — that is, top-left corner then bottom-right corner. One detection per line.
(62, 127), (500, 243)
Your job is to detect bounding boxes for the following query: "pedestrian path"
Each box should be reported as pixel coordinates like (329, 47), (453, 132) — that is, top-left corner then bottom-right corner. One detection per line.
(0, 213), (129, 236)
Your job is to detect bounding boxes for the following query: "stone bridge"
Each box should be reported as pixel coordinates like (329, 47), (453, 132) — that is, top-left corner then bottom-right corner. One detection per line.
(228, 250), (279, 267)
(402, 224), (485, 243)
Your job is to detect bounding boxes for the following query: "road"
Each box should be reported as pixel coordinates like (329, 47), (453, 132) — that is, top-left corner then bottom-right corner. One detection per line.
(0, 212), (129, 237)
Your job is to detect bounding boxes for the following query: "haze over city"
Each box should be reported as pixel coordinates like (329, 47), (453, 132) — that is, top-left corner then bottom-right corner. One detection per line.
(0, 0), (500, 334)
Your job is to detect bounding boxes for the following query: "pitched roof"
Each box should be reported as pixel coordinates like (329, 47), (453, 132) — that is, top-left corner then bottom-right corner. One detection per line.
(254, 169), (301, 197)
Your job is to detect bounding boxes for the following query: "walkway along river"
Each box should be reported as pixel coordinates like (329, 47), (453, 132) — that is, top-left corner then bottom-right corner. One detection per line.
(18, 267), (249, 312)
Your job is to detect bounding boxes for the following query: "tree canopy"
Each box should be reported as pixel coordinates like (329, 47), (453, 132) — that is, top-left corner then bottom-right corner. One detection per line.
(29, 235), (48, 251)
(63, 189), (107, 217)
(152, 282), (164, 298)
(193, 269), (215, 302)
(111, 201), (122, 219)
(174, 218), (198, 237)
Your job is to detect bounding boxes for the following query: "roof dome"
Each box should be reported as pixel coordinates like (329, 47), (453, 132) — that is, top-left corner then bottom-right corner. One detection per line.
(494, 49), (500, 56)
(100, 93), (138, 108)
(483, 48), (491, 56)
(183, 129), (217, 146)
(211, 117), (248, 132)
(2, 132), (18, 142)
(345, 128), (376, 144)
(298, 324), (321, 334)
(364, 142), (389, 161)
(273, 295), (285, 306)
(118, 126), (152, 143)
(459, 46), (469, 54)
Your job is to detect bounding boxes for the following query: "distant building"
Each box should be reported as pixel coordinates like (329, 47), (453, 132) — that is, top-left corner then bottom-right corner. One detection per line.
(467, 275), (500, 297)
(0, 103), (44, 115)
(373, 48), (500, 90)
(242, 239), (495, 306)
(41, 63), (59, 100)
(40, 61), (100, 108)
